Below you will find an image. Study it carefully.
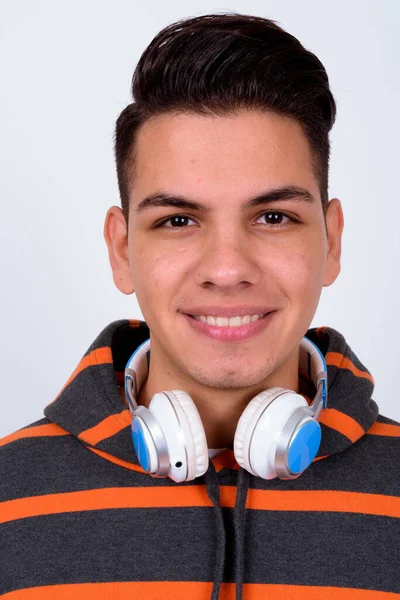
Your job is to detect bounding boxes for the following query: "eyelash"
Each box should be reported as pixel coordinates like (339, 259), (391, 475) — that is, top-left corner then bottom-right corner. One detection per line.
(154, 211), (297, 230)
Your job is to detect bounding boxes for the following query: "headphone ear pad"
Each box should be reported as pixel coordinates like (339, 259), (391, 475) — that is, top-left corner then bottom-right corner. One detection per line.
(234, 387), (286, 475)
(166, 390), (209, 480)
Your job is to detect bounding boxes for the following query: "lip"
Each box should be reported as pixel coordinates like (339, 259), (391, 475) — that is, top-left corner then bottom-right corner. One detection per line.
(180, 305), (276, 318)
(182, 311), (276, 342)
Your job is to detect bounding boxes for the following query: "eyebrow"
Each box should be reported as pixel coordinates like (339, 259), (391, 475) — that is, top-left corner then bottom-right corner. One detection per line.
(134, 186), (315, 214)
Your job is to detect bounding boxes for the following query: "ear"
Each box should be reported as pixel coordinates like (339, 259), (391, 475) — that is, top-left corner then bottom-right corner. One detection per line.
(103, 206), (135, 295)
(323, 198), (344, 287)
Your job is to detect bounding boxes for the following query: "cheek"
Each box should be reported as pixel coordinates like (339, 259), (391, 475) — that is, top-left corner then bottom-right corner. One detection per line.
(271, 242), (326, 297)
(129, 242), (189, 304)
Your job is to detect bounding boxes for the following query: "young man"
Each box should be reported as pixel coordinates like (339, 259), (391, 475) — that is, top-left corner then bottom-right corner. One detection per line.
(1, 12), (399, 600)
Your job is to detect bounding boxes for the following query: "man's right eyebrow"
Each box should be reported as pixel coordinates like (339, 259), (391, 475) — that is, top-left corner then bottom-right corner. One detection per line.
(135, 193), (205, 214)
(134, 187), (315, 214)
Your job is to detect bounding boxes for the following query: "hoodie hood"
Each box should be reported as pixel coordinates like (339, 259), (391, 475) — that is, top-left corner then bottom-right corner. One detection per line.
(44, 319), (379, 471)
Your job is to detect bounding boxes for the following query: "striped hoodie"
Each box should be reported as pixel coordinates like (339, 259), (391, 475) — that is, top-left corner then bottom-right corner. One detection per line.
(0, 319), (399, 599)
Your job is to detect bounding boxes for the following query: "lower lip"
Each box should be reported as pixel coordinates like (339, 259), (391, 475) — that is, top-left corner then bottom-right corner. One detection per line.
(182, 311), (276, 342)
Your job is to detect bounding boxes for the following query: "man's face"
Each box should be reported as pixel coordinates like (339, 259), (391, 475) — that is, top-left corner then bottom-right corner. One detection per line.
(106, 109), (342, 392)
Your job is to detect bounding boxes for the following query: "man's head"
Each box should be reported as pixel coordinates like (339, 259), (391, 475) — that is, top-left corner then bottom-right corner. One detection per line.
(104, 13), (343, 405)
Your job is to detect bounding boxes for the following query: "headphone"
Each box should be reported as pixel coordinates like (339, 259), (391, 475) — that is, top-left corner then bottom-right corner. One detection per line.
(124, 336), (327, 483)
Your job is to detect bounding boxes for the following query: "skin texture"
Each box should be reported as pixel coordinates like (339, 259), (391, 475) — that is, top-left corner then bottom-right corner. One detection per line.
(104, 109), (344, 449)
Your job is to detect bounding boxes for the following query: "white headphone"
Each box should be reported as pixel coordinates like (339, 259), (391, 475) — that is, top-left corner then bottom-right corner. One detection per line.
(125, 336), (327, 483)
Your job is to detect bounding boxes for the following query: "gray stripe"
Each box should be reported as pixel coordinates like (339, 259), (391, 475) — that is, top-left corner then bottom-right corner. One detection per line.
(0, 510), (398, 593)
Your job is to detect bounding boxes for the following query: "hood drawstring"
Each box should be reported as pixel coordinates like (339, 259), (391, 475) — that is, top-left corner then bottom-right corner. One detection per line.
(234, 467), (250, 600)
(205, 462), (250, 600)
(205, 460), (226, 600)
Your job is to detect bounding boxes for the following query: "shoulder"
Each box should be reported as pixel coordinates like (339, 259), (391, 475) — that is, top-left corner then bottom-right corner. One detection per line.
(0, 417), (148, 506)
(0, 416), (74, 462)
(0, 417), (78, 502)
(323, 412), (400, 497)
(364, 412), (400, 445)
(351, 412), (400, 465)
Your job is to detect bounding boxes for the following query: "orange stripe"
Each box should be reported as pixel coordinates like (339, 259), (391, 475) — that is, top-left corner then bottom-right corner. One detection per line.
(0, 423), (69, 448)
(313, 454), (328, 462)
(3, 582), (398, 599)
(1, 487), (399, 525)
(46, 347), (113, 407)
(87, 446), (146, 473)
(315, 326), (328, 338)
(0, 486), (213, 525)
(78, 410), (131, 445)
(319, 408), (365, 442)
(367, 422), (400, 437)
(128, 319), (143, 328)
(211, 449), (239, 472)
(243, 489), (400, 518)
(325, 351), (375, 384)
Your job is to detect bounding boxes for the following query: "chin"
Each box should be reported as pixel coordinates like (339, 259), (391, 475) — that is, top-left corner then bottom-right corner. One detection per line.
(187, 360), (272, 390)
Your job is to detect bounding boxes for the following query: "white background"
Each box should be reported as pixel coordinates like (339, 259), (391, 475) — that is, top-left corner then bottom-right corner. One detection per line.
(1, 0), (399, 437)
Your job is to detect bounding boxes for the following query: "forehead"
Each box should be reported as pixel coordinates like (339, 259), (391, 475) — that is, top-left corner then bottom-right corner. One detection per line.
(131, 109), (319, 201)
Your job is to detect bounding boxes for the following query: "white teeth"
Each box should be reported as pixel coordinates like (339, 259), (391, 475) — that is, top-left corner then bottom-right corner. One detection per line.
(225, 316), (241, 327)
(214, 317), (225, 326)
(195, 314), (265, 327)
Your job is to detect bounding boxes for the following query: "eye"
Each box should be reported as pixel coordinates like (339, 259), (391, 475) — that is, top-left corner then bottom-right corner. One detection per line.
(256, 210), (294, 227)
(156, 215), (197, 229)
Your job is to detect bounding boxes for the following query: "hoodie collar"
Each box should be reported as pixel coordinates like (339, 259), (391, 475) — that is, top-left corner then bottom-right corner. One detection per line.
(44, 319), (379, 471)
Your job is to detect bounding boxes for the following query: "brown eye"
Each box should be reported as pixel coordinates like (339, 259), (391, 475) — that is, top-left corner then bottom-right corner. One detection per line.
(257, 211), (293, 227)
(157, 215), (196, 229)
(168, 216), (190, 227)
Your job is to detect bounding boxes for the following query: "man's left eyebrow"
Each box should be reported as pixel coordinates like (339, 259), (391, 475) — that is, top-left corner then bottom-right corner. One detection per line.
(134, 186), (315, 214)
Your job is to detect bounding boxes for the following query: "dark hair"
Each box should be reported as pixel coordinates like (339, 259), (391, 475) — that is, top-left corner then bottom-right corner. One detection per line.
(114, 12), (336, 226)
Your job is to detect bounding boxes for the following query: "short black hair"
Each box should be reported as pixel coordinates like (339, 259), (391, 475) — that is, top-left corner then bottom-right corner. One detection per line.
(114, 12), (336, 226)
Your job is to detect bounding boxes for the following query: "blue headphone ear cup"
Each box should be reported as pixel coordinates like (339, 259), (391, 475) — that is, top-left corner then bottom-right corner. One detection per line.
(131, 407), (161, 474)
(279, 412), (321, 477)
(234, 387), (286, 475)
(164, 390), (209, 480)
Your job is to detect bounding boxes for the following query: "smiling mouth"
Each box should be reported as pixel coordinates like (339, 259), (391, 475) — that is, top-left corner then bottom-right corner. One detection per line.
(187, 312), (271, 327)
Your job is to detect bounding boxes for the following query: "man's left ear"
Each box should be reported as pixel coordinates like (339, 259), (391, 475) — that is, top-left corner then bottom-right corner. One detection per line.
(323, 198), (344, 287)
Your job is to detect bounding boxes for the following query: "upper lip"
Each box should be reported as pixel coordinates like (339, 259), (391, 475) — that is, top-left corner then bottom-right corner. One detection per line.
(181, 306), (276, 318)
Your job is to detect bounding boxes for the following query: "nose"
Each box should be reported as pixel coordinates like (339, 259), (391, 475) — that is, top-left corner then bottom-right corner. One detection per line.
(193, 226), (261, 289)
